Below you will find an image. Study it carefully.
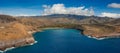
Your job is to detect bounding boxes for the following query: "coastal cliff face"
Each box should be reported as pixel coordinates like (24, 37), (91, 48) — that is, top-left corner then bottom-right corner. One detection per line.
(0, 15), (35, 51)
(0, 22), (35, 51)
(0, 14), (120, 51)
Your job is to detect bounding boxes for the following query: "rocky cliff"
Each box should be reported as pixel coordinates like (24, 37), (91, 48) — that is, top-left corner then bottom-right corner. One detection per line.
(0, 15), (35, 51)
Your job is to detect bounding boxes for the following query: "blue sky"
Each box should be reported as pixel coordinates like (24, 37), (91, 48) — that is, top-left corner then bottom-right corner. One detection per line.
(0, 0), (120, 17)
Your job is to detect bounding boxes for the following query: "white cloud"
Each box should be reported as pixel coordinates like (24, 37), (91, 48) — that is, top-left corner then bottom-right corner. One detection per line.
(100, 12), (120, 18)
(13, 14), (37, 16)
(108, 3), (120, 8)
(0, 8), (40, 16)
(42, 4), (94, 16)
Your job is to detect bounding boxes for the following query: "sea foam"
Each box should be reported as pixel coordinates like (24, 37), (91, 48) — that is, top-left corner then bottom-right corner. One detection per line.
(0, 41), (38, 53)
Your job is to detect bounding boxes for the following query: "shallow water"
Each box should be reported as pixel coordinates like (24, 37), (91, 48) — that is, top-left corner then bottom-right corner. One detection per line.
(4, 29), (120, 53)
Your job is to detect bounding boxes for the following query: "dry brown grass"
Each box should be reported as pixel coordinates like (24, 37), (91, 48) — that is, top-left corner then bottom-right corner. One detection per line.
(0, 22), (32, 42)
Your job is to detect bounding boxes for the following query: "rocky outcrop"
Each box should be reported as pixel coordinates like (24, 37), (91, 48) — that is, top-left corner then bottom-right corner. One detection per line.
(0, 15), (17, 23)
(0, 37), (34, 51)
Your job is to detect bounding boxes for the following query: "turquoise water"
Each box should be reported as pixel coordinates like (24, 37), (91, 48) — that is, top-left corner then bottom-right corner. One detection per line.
(4, 29), (120, 53)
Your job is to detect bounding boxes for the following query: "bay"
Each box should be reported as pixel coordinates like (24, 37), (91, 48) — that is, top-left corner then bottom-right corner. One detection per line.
(5, 29), (120, 53)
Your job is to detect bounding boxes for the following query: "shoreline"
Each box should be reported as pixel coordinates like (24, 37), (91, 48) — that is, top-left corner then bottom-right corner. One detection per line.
(0, 41), (37, 53)
(40, 28), (112, 40)
(39, 28), (120, 40)
(87, 35), (120, 40)
(87, 35), (106, 40)
(40, 27), (64, 30)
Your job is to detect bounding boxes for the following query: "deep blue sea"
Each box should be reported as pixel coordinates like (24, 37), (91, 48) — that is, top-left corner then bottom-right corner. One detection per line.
(4, 29), (120, 53)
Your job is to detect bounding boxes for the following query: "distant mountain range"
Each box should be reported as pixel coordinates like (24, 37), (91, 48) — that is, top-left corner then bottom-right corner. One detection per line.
(18, 14), (115, 24)
(0, 14), (119, 25)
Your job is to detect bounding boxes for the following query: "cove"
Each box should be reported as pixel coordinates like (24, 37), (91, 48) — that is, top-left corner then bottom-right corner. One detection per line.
(4, 29), (120, 53)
